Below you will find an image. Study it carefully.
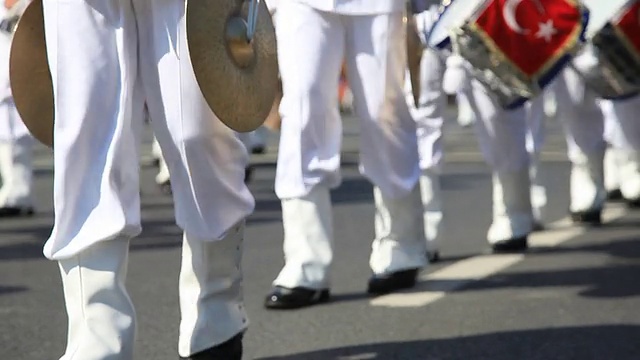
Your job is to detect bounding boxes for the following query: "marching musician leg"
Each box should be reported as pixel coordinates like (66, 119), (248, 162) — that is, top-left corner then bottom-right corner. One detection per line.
(526, 95), (547, 229)
(0, 99), (34, 216)
(456, 91), (476, 127)
(267, 186), (333, 308)
(405, 44), (446, 262)
(551, 69), (606, 224)
(345, 12), (426, 293)
(178, 224), (246, 359)
(266, 1), (345, 309)
(57, 239), (136, 360)
(134, 0), (254, 355)
(41, 1), (143, 358)
(601, 96), (640, 206)
(602, 100), (623, 200)
(469, 83), (533, 251)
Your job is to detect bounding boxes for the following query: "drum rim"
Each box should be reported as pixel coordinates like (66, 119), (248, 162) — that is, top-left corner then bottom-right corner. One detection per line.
(426, 0), (485, 49)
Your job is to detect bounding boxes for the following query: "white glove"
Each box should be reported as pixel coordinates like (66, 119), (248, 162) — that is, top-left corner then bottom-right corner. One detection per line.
(413, 8), (439, 46)
(572, 44), (599, 75)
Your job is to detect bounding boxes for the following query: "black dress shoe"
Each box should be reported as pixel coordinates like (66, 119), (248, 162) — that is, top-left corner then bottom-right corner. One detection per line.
(367, 268), (420, 295)
(427, 251), (440, 263)
(158, 180), (172, 195)
(607, 189), (623, 202)
(491, 236), (528, 253)
(0, 206), (34, 218)
(180, 333), (243, 360)
(570, 209), (602, 226)
(244, 166), (254, 183)
(626, 198), (640, 209)
(264, 286), (330, 310)
(532, 222), (545, 232)
(251, 146), (266, 155)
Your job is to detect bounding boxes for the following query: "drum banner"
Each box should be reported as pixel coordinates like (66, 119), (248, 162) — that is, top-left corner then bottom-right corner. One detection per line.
(470, 0), (586, 80)
(613, 1), (640, 62)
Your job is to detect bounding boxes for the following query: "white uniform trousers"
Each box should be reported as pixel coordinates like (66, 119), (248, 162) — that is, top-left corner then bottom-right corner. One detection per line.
(405, 38), (445, 255)
(272, 2), (425, 289)
(40, 0), (254, 357)
(550, 68), (606, 213)
(0, 99), (34, 209)
(456, 92), (476, 127)
(601, 95), (640, 200)
(466, 81), (534, 243)
(526, 95), (548, 223)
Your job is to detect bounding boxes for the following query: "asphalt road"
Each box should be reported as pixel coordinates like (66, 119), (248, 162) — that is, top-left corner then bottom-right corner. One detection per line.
(1, 112), (640, 360)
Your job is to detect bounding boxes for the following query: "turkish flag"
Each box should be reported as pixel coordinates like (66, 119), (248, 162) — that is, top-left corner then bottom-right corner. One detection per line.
(614, 1), (640, 58)
(472, 0), (586, 78)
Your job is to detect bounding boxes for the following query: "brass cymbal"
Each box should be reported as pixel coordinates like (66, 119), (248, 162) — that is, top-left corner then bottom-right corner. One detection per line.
(186, 0), (279, 133)
(405, 2), (423, 108)
(10, 0), (54, 148)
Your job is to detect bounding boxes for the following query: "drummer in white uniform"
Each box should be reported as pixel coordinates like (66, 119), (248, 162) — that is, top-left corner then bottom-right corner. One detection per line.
(265, 0), (427, 309)
(548, 0), (640, 223)
(433, 0), (588, 250)
(600, 95), (640, 206)
(0, 0), (35, 218)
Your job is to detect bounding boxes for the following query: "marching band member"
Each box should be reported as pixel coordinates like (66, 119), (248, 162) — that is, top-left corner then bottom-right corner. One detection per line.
(0, 0), (34, 217)
(407, 1), (446, 262)
(265, 0), (427, 309)
(526, 95), (548, 229)
(550, 65), (608, 225)
(40, 0), (255, 358)
(600, 95), (640, 206)
(445, 60), (534, 251)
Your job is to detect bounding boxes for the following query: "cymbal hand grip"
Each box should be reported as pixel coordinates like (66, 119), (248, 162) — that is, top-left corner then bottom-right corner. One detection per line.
(225, 17), (255, 68)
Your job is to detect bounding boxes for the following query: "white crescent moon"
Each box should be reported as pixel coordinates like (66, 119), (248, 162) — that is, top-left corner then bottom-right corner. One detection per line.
(503, 0), (529, 34)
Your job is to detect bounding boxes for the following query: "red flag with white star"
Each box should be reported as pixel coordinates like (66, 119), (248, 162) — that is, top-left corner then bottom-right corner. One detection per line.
(613, 1), (640, 59)
(471, 0), (585, 78)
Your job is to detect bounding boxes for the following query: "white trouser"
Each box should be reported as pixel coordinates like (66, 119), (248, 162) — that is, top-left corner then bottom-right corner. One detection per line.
(151, 135), (162, 160)
(273, 185), (427, 289)
(272, 3), (424, 288)
(41, 1), (253, 357)
(550, 68), (606, 212)
(41, 0), (255, 260)
(58, 223), (247, 359)
(456, 91), (476, 127)
(465, 80), (534, 242)
(601, 96), (640, 200)
(274, 1), (420, 200)
(151, 135), (171, 185)
(237, 128), (267, 153)
(404, 42), (445, 253)
(526, 95), (547, 222)
(0, 99), (34, 208)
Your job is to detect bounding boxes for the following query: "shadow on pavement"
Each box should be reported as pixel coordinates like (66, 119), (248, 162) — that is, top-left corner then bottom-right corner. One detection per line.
(255, 325), (640, 360)
(0, 285), (28, 296)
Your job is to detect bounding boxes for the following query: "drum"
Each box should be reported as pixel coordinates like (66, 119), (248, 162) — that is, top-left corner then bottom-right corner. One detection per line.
(573, 0), (640, 99)
(428, 0), (589, 109)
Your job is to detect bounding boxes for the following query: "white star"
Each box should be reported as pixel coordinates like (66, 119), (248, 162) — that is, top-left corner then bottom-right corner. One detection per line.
(535, 19), (558, 43)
